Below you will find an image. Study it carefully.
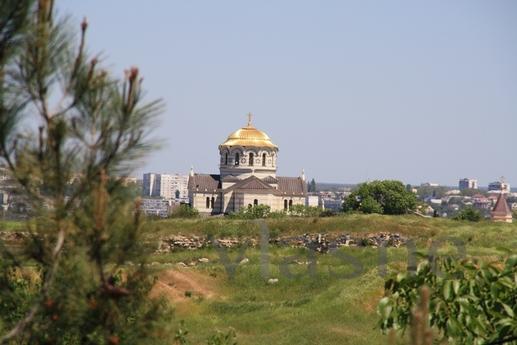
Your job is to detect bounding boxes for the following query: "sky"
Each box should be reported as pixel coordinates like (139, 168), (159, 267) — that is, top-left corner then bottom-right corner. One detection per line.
(58, 0), (517, 187)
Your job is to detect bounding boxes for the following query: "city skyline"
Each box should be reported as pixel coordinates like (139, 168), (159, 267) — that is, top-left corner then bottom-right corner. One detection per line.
(58, 1), (517, 187)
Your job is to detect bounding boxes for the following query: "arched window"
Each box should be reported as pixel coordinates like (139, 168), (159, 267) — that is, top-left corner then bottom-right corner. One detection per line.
(175, 190), (180, 199)
(284, 199), (288, 210)
(225, 152), (228, 165)
(206, 197), (210, 208)
(235, 152), (240, 166)
(210, 197), (215, 209)
(249, 153), (254, 166)
(254, 199), (258, 206)
(248, 204), (252, 209)
(289, 199), (293, 210)
(262, 153), (266, 166)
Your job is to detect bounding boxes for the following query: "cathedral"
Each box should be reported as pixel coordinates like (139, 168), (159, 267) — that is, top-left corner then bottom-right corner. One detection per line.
(188, 115), (307, 215)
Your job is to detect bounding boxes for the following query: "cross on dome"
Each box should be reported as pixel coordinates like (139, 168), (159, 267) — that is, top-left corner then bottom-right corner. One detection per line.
(247, 112), (253, 127)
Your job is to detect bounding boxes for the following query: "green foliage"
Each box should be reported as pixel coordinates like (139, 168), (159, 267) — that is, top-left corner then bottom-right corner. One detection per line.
(206, 329), (238, 345)
(307, 178), (317, 193)
(170, 204), (199, 219)
(454, 207), (482, 222)
(344, 180), (417, 215)
(359, 196), (383, 214)
(379, 256), (517, 345)
(0, 1), (173, 343)
(229, 205), (272, 219)
(288, 205), (323, 217)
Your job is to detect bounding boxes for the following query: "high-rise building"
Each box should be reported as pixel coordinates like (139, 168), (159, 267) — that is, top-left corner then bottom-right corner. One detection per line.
(459, 178), (478, 190)
(159, 174), (189, 201)
(142, 173), (189, 201)
(142, 173), (160, 196)
(488, 180), (510, 194)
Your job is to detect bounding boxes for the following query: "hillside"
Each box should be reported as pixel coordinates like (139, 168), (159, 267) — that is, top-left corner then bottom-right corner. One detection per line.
(141, 215), (517, 344)
(2, 215), (515, 344)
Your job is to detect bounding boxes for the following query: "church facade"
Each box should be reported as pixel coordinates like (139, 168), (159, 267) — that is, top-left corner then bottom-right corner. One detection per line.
(188, 116), (307, 215)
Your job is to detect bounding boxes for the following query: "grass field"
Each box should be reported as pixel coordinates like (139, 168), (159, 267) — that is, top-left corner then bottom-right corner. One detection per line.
(3, 214), (516, 344)
(143, 215), (517, 344)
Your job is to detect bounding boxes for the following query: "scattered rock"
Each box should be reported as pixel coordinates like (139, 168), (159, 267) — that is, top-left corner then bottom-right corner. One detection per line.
(176, 262), (188, 268)
(267, 278), (279, 285)
(198, 258), (210, 263)
(155, 232), (407, 254)
(239, 258), (249, 265)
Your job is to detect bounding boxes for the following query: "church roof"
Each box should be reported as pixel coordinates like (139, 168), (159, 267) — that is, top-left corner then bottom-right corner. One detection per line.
(189, 174), (307, 196)
(219, 116), (277, 149)
(491, 193), (512, 218)
(226, 176), (274, 192)
(188, 174), (220, 192)
(277, 176), (307, 195)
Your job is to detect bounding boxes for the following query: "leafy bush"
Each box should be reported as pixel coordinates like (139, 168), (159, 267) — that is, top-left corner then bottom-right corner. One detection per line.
(343, 180), (417, 215)
(229, 205), (271, 219)
(288, 205), (323, 217)
(453, 207), (482, 222)
(378, 256), (517, 345)
(170, 204), (199, 218)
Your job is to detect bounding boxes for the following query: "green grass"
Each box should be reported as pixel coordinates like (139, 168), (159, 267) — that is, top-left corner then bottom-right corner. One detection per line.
(143, 215), (517, 345)
(2, 215), (516, 344)
(0, 220), (25, 232)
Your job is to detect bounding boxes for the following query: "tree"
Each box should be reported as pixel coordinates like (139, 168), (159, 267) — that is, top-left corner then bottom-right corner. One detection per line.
(359, 196), (383, 214)
(378, 256), (517, 345)
(454, 206), (482, 222)
(343, 180), (417, 215)
(0, 1), (171, 343)
(308, 178), (317, 193)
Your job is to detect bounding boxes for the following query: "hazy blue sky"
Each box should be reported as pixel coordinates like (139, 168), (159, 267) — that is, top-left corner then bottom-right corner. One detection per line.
(58, 1), (517, 186)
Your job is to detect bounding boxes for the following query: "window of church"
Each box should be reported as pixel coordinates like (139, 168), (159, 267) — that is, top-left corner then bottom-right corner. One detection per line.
(249, 153), (254, 166)
(225, 153), (228, 165)
(211, 197), (215, 208)
(235, 153), (240, 166)
(206, 197), (210, 209)
(254, 199), (258, 206)
(262, 153), (266, 166)
(284, 199), (288, 210)
(289, 199), (293, 210)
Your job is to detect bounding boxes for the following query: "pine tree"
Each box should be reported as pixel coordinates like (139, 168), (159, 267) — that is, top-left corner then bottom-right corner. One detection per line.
(0, 1), (172, 343)
(308, 178), (316, 193)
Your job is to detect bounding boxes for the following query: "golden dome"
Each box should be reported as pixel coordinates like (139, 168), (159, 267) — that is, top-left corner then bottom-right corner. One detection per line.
(220, 115), (278, 149)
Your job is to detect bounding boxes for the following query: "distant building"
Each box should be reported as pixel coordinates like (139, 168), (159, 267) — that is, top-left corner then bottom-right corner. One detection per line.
(488, 180), (510, 194)
(472, 194), (492, 210)
(445, 189), (461, 196)
(491, 193), (512, 223)
(140, 198), (170, 218)
(159, 174), (189, 201)
(321, 198), (343, 211)
(142, 173), (189, 201)
(459, 178), (478, 190)
(143, 173), (160, 197)
(421, 182), (439, 187)
(306, 195), (320, 208)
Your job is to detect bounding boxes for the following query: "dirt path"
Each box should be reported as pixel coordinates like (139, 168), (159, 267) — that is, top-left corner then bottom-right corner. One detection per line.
(151, 268), (220, 303)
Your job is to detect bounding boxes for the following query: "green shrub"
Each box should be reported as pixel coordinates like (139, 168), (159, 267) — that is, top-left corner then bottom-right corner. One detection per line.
(229, 205), (271, 219)
(344, 180), (417, 215)
(378, 255), (517, 345)
(171, 204), (199, 218)
(453, 206), (482, 222)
